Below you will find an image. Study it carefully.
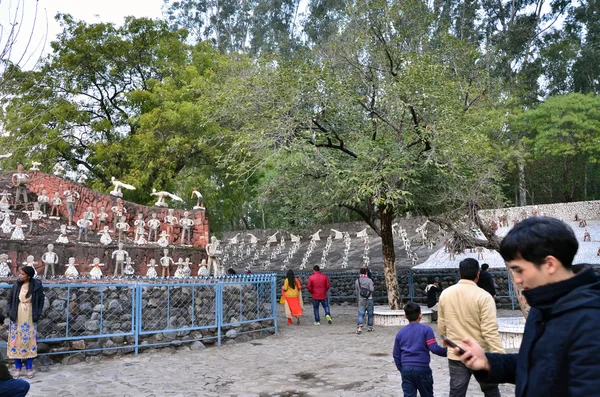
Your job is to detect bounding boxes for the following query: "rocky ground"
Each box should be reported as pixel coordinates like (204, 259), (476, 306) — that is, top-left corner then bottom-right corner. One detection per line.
(23, 305), (518, 397)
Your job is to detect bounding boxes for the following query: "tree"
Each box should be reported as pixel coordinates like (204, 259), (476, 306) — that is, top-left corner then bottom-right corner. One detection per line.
(218, 0), (505, 309)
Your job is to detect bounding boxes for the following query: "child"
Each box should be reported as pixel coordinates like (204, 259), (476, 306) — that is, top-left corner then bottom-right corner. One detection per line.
(393, 302), (447, 397)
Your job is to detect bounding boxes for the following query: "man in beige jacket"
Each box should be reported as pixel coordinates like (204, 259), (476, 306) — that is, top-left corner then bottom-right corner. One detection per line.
(438, 258), (504, 397)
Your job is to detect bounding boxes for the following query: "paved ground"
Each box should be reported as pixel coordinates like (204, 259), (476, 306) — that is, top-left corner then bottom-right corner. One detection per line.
(25, 305), (517, 397)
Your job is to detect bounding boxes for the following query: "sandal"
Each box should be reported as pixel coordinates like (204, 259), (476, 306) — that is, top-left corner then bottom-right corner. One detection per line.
(13, 370), (20, 379)
(27, 370), (34, 379)
(296, 316), (300, 325)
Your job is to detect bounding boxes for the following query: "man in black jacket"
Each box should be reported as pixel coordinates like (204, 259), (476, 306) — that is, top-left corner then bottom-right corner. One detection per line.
(477, 264), (496, 297)
(453, 217), (600, 397)
(425, 278), (442, 321)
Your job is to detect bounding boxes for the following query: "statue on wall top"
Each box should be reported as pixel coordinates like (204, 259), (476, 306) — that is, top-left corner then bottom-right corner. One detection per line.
(29, 162), (41, 171)
(110, 177), (136, 198)
(151, 189), (184, 208)
(191, 188), (204, 209)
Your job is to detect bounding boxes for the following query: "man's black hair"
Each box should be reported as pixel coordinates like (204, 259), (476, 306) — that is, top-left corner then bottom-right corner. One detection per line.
(481, 263), (489, 271)
(459, 258), (480, 280)
(313, 265), (320, 271)
(404, 302), (421, 321)
(360, 267), (367, 275)
(500, 217), (578, 269)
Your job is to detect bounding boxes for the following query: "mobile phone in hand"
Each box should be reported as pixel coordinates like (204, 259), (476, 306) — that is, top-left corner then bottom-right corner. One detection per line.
(442, 336), (466, 355)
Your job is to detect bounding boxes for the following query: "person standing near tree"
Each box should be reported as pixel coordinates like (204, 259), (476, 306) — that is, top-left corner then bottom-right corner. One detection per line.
(307, 265), (332, 326)
(355, 267), (374, 334)
(438, 258), (504, 397)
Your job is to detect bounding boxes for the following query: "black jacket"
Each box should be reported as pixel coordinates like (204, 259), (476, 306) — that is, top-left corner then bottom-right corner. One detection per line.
(425, 283), (442, 308)
(8, 278), (45, 323)
(477, 265), (600, 397)
(477, 270), (496, 296)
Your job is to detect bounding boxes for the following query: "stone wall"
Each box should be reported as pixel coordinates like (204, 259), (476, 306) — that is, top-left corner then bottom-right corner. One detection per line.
(0, 281), (275, 364)
(480, 200), (600, 223)
(10, 171), (210, 247)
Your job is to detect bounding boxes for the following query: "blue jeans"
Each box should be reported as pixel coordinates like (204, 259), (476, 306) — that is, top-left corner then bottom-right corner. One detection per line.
(0, 378), (30, 397)
(400, 366), (434, 397)
(357, 298), (374, 327)
(312, 298), (331, 322)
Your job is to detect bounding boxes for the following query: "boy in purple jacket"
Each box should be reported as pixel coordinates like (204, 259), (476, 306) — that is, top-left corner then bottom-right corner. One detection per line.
(393, 302), (447, 397)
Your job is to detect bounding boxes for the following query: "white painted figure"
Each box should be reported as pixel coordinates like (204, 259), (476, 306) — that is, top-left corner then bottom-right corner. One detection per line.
(0, 254), (11, 277)
(112, 243), (129, 277)
(191, 187), (204, 209)
(110, 177), (135, 198)
(10, 218), (25, 241)
(205, 236), (223, 276)
(56, 225), (69, 244)
(173, 258), (186, 279)
(151, 188), (183, 208)
(64, 257), (78, 278)
(146, 259), (158, 278)
(147, 213), (161, 242)
(11, 163), (29, 204)
(98, 226), (113, 246)
(157, 230), (170, 247)
(42, 244), (59, 277)
(160, 248), (174, 277)
(89, 258), (104, 280)
(30, 162), (41, 171)
(179, 211), (194, 246)
(124, 257), (135, 276)
(77, 217), (93, 242)
(198, 259), (209, 277)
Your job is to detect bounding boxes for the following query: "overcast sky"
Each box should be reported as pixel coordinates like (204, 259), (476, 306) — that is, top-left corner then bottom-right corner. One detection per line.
(3, 0), (165, 68)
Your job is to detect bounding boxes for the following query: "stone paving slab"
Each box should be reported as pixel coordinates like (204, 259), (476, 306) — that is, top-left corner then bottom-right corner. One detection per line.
(25, 305), (517, 397)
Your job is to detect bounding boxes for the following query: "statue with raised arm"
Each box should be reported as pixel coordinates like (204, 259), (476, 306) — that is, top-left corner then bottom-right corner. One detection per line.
(179, 211), (194, 246)
(42, 244), (59, 277)
(110, 177), (135, 198)
(11, 163), (29, 205)
(191, 188), (204, 209)
(112, 243), (129, 277)
(206, 236), (223, 276)
(151, 189), (184, 208)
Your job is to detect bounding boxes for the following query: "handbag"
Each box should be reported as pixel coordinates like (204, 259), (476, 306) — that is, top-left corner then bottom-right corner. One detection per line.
(358, 279), (371, 299)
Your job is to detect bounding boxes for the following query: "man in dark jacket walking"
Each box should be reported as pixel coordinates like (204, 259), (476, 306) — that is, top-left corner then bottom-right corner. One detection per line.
(307, 265), (332, 325)
(477, 263), (496, 297)
(454, 217), (600, 397)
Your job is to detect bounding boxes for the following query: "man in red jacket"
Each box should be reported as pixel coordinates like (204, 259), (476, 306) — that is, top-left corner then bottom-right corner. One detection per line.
(307, 265), (332, 325)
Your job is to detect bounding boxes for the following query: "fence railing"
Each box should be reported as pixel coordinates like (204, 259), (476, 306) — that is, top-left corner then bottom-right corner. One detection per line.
(0, 274), (278, 357)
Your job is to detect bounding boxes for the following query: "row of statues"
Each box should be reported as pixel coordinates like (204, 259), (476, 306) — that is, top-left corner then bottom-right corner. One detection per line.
(0, 243), (223, 280)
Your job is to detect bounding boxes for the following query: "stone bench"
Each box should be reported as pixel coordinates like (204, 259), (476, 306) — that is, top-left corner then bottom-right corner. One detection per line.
(373, 305), (432, 327)
(497, 317), (525, 349)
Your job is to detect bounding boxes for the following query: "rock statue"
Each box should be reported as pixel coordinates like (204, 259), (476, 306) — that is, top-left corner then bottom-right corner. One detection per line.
(98, 226), (113, 246)
(11, 163), (29, 204)
(0, 254), (11, 277)
(146, 259), (158, 278)
(179, 211), (194, 246)
(124, 257), (135, 276)
(36, 188), (48, 214)
(135, 230), (147, 246)
(163, 209), (178, 245)
(228, 233), (240, 245)
(56, 225), (69, 244)
(290, 234), (300, 243)
(173, 258), (186, 279)
(147, 213), (160, 242)
(310, 229), (322, 241)
(53, 163), (65, 176)
(247, 233), (258, 244)
(160, 248), (174, 277)
(63, 189), (80, 226)
(22, 255), (37, 277)
(112, 242), (129, 277)
(42, 244), (59, 277)
(50, 192), (62, 218)
(191, 187), (204, 209)
(111, 198), (127, 232)
(76, 217), (93, 242)
(1, 211), (12, 234)
(331, 229), (344, 240)
(183, 258), (192, 277)
(206, 236), (223, 276)
(97, 207), (109, 231)
(110, 176), (135, 198)
(157, 231), (170, 247)
(10, 218), (25, 240)
(83, 206), (96, 227)
(29, 161), (41, 171)
(133, 213), (146, 242)
(151, 188), (183, 208)
(64, 257), (78, 278)
(89, 258), (104, 280)
(0, 190), (11, 210)
(24, 202), (44, 236)
(116, 216), (131, 243)
(198, 259), (209, 277)
(0, 153), (12, 161)
(356, 228), (368, 238)
(267, 231), (279, 244)
(77, 175), (87, 184)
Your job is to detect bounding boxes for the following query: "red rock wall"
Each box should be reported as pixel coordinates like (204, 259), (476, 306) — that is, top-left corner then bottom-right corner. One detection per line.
(23, 172), (209, 247)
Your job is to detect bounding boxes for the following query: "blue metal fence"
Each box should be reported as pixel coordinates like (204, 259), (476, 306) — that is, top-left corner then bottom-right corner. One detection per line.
(0, 274), (278, 357)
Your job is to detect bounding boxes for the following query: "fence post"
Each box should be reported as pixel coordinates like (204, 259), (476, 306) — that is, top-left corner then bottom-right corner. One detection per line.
(408, 272), (414, 302)
(216, 283), (222, 347)
(271, 274), (278, 335)
(134, 283), (140, 356)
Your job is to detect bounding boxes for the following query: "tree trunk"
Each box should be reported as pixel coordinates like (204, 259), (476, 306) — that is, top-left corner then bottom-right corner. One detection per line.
(380, 205), (401, 310)
(518, 161), (526, 206)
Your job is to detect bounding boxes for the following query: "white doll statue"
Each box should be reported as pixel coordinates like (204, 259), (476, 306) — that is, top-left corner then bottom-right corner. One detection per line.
(157, 231), (170, 248)
(0, 190), (11, 211)
(42, 244), (59, 277)
(0, 254), (11, 277)
(10, 218), (26, 240)
(89, 258), (104, 280)
(198, 259), (209, 277)
(183, 258), (192, 277)
(56, 224), (69, 244)
(98, 226), (113, 246)
(22, 255), (37, 277)
(205, 236), (223, 276)
(124, 257), (135, 276)
(37, 188), (49, 214)
(1, 211), (12, 234)
(64, 257), (79, 278)
(24, 202), (44, 236)
(173, 258), (185, 279)
(50, 192), (62, 218)
(146, 258), (158, 278)
(112, 242), (129, 277)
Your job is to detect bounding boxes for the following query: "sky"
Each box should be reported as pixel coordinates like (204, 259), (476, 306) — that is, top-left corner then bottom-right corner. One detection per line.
(2, 0), (165, 68)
